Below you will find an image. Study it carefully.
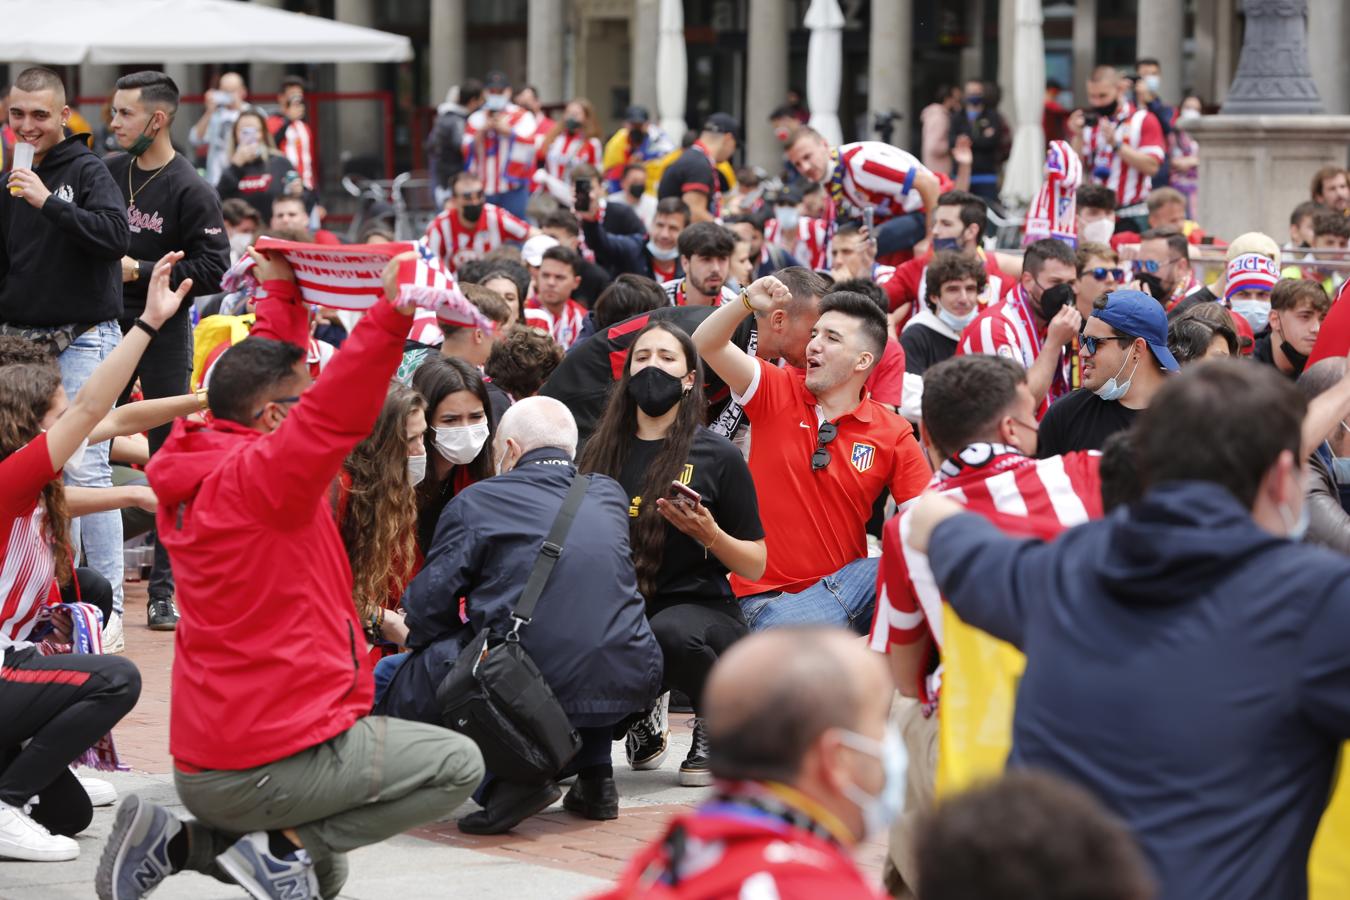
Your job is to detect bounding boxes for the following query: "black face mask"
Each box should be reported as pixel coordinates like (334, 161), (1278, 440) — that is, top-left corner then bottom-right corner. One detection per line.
(627, 182), (647, 200)
(564, 117), (582, 134)
(1281, 339), (1310, 374)
(627, 366), (686, 417)
(1093, 100), (1119, 118)
(1135, 272), (1168, 303)
(1037, 282), (1076, 322)
(461, 203), (484, 223)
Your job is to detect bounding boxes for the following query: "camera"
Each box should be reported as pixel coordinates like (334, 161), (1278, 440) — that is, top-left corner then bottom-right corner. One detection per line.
(1083, 111), (1100, 128)
(573, 177), (592, 213)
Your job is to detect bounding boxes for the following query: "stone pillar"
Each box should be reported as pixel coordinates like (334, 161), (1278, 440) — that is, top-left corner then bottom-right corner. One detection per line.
(1072, 0), (1096, 103)
(250, 0), (286, 98)
(746, 0), (789, 168)
(430, 0), (467, 108)
(997, 0), (1015, 118)
(1222, 0), (1322, 114)
(630, 0), (660, 116)
(1136, 0), (1185, 102)
(656, 0), (687, 144)
(804, 0), (845, 146)
(334, 0), (382, 162)
(959, 0), (984, 83)
(1193, 0), (1216, 103)
(1308, 0), (1350, 115)
(527, 0), (567, 104)
(162, 64), (198, 148)
(869, 0), (911, 146)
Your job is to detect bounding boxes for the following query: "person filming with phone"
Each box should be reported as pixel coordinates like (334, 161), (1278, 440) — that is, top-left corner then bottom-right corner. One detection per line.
(214, 107), (310, 225)
(579, 321), (766, 790)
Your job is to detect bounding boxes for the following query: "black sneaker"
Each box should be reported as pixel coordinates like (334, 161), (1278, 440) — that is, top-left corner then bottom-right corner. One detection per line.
(457, 781), (561, 835)
(562, 774), (619, 820)
(146, 597), (179, 632)
(625, 693), (669, 771)
(679, 717), (712, 787)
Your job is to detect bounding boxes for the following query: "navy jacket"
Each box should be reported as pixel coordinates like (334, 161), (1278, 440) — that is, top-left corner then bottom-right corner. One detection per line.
(386, 448), (662, 728)
(582, 217), (682, 283)
(930, 481), (1350, 900)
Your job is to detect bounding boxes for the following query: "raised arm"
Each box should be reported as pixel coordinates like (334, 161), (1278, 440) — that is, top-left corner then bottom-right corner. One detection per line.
(691, 275), (792, 398)
(87, 393), (204, 446)
(1025, 306), (1081, 406)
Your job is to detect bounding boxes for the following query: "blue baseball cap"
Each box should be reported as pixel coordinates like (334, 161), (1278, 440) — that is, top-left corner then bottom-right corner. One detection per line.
(1091, 290), (1180, 372)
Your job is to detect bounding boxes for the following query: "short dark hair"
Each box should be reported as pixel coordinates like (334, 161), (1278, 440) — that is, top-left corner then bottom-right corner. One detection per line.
(1136, 360), (1306, 508)
(1136, 56), (1160, 69)
(451, 170), (482, 191)
(916, 771), (1156, 900)
(541, 244), (581, 275)
(678, 222), (737, 260)
(594, 274), (667, 329)
(114, 71), (180, 118)
(1312, 209), (1350, 241)
(207, 338), (305, 425)
(1290, 200), (1328, 227)
(459, 78), (484, 106)
(937, 189), (987, 234)
(925, 252), (987, 304)
(1099, 430), (1142, 512)
(1023, 238), (1077, 278)
(771, 266), (830, 319)
(476, 260), (531, 304)
(1140, 227), (1189, 259)
(1077, 184), (1117, 214)
(724, 213), (766, 236)
(1168, 311), (1237, 365)
(622, 162), (646, 178)
(830, 278), (888, 314)
(818, 291), (888, 366)
(654, 196), (691, 224)
(13, 67), (65, 104)
(1271, 278), (1331, 315)
(280, 75), (307, 93)
(0, 336), (55, 370)
(921, 356), (1027, 458)
(538, 209), (581, 237)
(484, 325), (565, 399)
(221, 198), (261, 228)
(442, 282), (511, 339)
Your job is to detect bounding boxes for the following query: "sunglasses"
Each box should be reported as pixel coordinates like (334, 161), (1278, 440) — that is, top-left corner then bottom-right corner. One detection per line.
(1135, 258), (1182, 275)
(811, 422), (839, 470)
(1088, 267), (1126, 282)
(1079, 334), (1134, 356)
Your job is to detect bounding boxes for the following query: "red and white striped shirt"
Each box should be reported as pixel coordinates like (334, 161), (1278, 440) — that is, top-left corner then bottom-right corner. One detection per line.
(280, 119), (316, 191)
(1080, 101), (1165, 210)
(463, 104), (540, 196)
(423, 204), (531, 274)
(956, 287), (1071, 417)
(828, 142), (933, 225)
(661, 278), (738, 307)
(542, 132), (602, 184)
(525, 298), (588, 349)
(766, 216), (830, 271)
(868, 443), (1102, 710)
(1, 434), (60, 651)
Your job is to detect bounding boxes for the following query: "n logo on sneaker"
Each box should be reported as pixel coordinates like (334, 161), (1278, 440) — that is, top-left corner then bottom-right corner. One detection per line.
(273, 874), (312, 900)
(133, 858), (161, 891)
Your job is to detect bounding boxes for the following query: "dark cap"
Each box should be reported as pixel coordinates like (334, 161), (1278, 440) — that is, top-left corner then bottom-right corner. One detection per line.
(1092, 290), (1180, 372)
(702, 112), (741, 141)
(624, 105), (650, 124)
(484, 70), (510, 90)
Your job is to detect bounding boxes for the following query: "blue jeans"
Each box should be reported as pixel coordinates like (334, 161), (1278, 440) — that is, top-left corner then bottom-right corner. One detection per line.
(373, 652), (408, 705)
(874, 210), (928, 256)
(58, 322), (124, 616)
(740, 556), (879, 636)
(488, 185), (529, 221)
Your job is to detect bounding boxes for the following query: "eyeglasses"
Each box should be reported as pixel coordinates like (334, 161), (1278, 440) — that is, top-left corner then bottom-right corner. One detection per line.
(811, 421), (839, 470)
(1079, 334), (1135, 356)
(1088, 267), (1126, 282)
(251, 396), (301, 420)
(1135, 258), (1183, 275)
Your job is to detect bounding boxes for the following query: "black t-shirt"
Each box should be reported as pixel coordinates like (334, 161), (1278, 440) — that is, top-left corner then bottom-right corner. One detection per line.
(1167, 285), (1217, 320)
(616, 427), (764, 608)
(658, 146), (719, 214)
(900, 322), (958, 377)
(1036, 388), (1138, 457)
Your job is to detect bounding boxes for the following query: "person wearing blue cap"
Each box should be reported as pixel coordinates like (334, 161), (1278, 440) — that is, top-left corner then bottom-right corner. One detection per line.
(1037, 289), (1178, 458)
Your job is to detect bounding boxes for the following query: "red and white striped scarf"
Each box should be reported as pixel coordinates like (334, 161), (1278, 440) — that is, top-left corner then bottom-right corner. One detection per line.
(1024, 140), (1083, 246)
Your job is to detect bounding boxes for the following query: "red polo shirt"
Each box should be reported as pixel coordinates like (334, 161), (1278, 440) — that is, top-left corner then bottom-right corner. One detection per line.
(731, 359), (932, 597)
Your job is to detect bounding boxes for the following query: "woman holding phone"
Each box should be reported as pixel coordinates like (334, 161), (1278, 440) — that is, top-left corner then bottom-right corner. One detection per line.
(214, 106), (310, 224)
(578, 321), (764, 789)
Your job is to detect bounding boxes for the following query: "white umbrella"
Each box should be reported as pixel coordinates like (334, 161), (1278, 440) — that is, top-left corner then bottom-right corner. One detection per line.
(999, 0), (1047, 213)
(804, 0), (844, 146)
(0, 0), (412, 63)
(656, 0), (687, 145)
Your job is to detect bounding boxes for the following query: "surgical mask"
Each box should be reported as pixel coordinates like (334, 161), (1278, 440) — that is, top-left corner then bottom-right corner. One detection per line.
(1179, 108), (1201, 123)
(647, 239), (680, 261)
(1333, 454), (1350, 485)
(1094, 353), (1140, 402)
(1230, 298), (1271, 332)
(126, 120), (158, 157)
(1278, 499), (1310, 541)
(1037, 282), (1076, 322)
(775, 207), (800, 232)
(484, 92), (509, 112)
(837, 729), (906, 842)
(627, 182), (646, 200)
(1081, 217), (1115, 245)
(461, 203), (484, 223)
(1143, 74), (1162, 94)
(433, 423), (489, 465)
(626, 365), (686, 417)
(564, 117), (582, 134)
(937, 305), (978, 333)
(931, 236), (961, 252)
(407, 453), (427, 487)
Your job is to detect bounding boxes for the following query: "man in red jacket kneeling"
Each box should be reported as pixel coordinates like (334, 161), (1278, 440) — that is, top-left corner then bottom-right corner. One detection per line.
(96, 252), (484, 900)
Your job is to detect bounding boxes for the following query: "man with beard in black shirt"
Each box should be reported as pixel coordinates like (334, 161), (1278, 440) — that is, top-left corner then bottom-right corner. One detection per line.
(104, 71), (229, 634)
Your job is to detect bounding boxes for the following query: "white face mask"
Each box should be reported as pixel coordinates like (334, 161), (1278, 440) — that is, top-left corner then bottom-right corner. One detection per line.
(1093, 353), (1141, 402)
(1143, 74), (1162, 94)
(484, 92), (509, 112)
(776, 207), (800, 232)
(1081, 217), (1115, 246)
(433, 423), (489, 465)
(1230, 298), (1271, 333)
(936, 305), (978, 333)
(1178, 108), (1201, 123)
(837, 728), (907, 842)
(407, 453), (427, 487)
(647, 239), (680, 261)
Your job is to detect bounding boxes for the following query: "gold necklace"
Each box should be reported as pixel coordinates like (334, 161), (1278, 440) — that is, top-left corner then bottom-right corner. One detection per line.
(128, 158), (171, 205)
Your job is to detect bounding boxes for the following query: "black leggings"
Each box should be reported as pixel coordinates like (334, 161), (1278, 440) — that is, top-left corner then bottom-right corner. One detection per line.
(648, 600), (748, 715)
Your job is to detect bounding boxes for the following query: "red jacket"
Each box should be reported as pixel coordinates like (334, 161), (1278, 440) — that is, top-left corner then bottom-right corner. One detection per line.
(147, 282), (412, 770)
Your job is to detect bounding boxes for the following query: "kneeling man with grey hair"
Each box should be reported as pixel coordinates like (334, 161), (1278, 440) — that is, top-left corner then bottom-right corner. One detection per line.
(379, 397), (664, 835)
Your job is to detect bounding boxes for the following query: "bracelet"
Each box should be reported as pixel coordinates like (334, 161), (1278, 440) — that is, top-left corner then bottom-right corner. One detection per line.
(703, 530), (719, 559)
(194, 388), (209, 411)
(740, 288), (755, 313)
(132, 317), (159, 338)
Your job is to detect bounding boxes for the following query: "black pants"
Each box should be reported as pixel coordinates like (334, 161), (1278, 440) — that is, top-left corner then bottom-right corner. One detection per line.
(648, 600), (748, 715)
(119, 306), (193, 602)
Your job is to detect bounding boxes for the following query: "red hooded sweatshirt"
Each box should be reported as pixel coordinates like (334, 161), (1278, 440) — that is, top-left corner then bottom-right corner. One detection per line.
(147, 282), (412, 770)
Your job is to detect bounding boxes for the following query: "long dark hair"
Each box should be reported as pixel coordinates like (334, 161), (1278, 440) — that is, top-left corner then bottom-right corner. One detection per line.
(579, 322), (707, 600)
(0, 364), (72, 586)
(411, 355), (495, 492)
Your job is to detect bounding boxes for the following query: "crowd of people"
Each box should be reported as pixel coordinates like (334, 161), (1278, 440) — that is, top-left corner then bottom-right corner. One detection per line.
(0, 55), (1348, 900)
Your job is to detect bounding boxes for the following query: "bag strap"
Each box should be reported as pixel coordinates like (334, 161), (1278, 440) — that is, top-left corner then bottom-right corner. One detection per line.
(511, 473), (589, 631)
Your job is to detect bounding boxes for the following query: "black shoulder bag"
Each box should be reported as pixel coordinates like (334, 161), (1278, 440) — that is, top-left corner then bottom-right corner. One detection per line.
(435, 473), (587, 781)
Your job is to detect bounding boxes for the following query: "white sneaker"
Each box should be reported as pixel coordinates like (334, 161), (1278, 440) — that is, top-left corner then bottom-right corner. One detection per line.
(0, 801), (79, 861)
(79, 776), (117, 807)
(102, 612), (125, 655)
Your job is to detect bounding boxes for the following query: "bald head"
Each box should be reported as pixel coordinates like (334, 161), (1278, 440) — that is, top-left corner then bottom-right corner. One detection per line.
(496, 395), (578, 459)
(705, 628), (889, 783)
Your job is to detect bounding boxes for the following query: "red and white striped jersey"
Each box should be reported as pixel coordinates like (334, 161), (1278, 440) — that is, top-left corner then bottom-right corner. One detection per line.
(1080, 101), (1165, 209)
(422, 204), (530, 274)
(542, 133), (602, 184)
(280, 119), (316, 191)
(463, 104), (540, 196)
(765, 216), (830, 271)
(1, 434), (60, 651)
(868, 443), (1102, 709)
(661, 278), (738, 307)
(829, 142), (933, 225)
(525, 298), (588, 349)
(956, 287), (1071, 417)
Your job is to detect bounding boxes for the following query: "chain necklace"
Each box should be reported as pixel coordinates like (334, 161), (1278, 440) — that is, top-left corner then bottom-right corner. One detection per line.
(128, 158), (171, 205)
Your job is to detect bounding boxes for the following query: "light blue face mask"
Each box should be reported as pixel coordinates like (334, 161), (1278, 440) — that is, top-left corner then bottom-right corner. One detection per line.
(647, 239), (680, 261)
(1279, 500), (1310, 541)
(1093, 354), (1141, 402)
(837, 728), (907, 841)
(937, 305), (977, 333)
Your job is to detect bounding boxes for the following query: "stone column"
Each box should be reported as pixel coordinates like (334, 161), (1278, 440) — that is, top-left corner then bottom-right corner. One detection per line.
(630, 0), (660, 116)
(1308, 0), (1350, 115)
(430, 0), (467, 108)
(1222, 0), (1322, 114)
(746, 0), (789, 168)
(1136, 0), (1185, 102)
(1193, 0), (1216, 103)
(656, 0), (687, 144)
(250, 0), (286, 97)
(1213, 0), (1237, 105)
(804, 0), (845, 145)
(869, 0), (911, 146)
(959, 0), (984, 83)
(527, 0), (567, 104)
(997, 0), (1015, 118)
(334, 0), (382, 161)
(162, 64), (198, 148)
(1071, 0), (1096, 102)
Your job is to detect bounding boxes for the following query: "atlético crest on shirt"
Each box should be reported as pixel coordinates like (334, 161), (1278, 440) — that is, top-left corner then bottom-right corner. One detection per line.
(850, 442), (876, 473)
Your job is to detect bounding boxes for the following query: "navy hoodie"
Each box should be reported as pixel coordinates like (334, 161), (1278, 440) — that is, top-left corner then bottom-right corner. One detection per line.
(0, 133), (129, 327)
(930, 481), (1350, 900)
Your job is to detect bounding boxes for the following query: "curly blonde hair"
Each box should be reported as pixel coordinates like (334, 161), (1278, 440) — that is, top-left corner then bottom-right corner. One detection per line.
(0, 364), (72, 586)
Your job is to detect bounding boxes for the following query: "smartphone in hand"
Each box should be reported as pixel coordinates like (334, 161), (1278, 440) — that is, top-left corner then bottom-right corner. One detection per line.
(669, 480), (701, 505)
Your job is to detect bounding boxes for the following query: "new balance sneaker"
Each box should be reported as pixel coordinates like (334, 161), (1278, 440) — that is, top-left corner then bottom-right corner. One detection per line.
(146, 598), (178, 632)
(679, 717), (713, 787)
(625, 692), (669, 771)
(96, 793), (181, 899)
(0, 801), (79, 861)
(79, 775), (117, 807)
(102, 612), (125, 654)
(215, 831), (318, 900)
